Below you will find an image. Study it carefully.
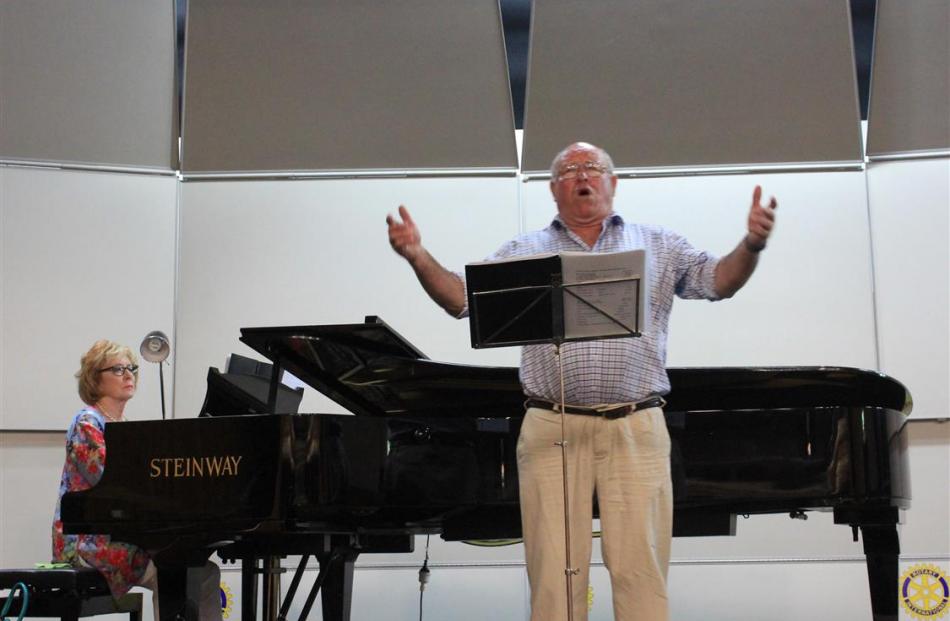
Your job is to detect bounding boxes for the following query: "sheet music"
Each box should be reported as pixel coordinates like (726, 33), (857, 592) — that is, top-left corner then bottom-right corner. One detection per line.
(466, 252), (556, 265)
(561, 249), (648, 339)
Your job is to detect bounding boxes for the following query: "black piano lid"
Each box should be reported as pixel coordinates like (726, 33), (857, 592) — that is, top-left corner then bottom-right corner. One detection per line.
(240, 317), (911, 418)
(664, 366), (911, 414)
(240, 316), (525, 417)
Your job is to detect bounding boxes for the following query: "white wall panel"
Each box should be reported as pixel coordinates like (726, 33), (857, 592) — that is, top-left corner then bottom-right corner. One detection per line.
(276, 565), (528, 621)
(0, 431), (166, 621)
(0, 433), (66, 566)
(211, 546), (948, 620)
(0, 168), (5, 427)
(867, 159), (950, 419)
(668, 560), (886, 621)
(899, 421), (950, 556)
(175, 178), (521, 419)
(0, 167), (177, 430)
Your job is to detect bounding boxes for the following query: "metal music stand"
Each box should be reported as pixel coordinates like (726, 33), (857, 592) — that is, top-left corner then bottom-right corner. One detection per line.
(465, 250), (646, 621)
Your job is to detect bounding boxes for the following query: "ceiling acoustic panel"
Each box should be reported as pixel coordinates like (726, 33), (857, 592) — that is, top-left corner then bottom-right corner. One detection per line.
(866, 0), (950, 160)
(0, 0), (177, 171)
(181, 0), (517, 177)
(521, 0), (864, 175)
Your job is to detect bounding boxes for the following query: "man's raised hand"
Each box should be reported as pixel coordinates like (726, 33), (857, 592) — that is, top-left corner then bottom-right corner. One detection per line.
(386, 205), (423, 262)
(746, 185), (777, 252)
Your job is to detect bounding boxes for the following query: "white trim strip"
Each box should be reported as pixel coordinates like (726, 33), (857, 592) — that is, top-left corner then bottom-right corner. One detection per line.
(522, 160), (865, 180)
(0, 159), (176, 176)
(180, 167), (519, 181)
(867, 150), (950, 162)
(219, 554), (950, 573)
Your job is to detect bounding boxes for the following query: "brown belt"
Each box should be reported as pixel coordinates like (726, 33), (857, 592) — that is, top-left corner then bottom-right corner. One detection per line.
(524, 396), (667, 420)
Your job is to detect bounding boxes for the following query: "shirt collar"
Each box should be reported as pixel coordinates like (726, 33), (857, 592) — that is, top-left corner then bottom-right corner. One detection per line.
(549, 212), (625, 231)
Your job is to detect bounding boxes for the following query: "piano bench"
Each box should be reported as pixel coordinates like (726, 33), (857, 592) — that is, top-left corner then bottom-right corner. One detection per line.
(0, 567), (143, 621)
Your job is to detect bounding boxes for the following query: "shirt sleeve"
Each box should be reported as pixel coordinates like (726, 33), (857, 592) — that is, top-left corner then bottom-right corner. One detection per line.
(65, 416), (107, 489)
(668, 231), (721, 301)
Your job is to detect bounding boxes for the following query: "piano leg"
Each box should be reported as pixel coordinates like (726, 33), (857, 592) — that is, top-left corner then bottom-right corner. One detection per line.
(861, 524), (900, 621)
(318, 545), (360, 621)
(156, 565), (202, 621)
(295, 537), (361, 621)
(260, 556), (282, 621)
(240, 558), (258, 621)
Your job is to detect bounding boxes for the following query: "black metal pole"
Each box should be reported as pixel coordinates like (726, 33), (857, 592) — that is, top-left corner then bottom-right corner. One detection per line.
(158, 363), (166, 420)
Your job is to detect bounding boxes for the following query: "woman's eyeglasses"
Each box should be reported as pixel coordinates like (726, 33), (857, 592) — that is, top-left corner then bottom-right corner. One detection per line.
(97, 365), (139, 376)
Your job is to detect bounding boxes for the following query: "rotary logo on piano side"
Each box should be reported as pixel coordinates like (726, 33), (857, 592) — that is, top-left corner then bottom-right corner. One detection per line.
(900, 563), (949, 619)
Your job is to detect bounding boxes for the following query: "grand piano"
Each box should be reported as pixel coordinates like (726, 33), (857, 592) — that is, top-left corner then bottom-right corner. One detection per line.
(61, 317), (911, 621)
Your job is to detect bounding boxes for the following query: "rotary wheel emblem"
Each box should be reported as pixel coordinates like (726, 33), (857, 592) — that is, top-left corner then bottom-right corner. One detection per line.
(900, 563), (949, 619)
(220, 582), (235, 619)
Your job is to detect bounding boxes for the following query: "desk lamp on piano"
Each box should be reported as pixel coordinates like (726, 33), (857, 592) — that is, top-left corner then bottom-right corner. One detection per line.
(61, 317), (912, 621)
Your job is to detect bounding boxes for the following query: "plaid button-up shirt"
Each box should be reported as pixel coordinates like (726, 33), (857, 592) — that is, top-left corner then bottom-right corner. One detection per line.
(460, 213), (721, 405)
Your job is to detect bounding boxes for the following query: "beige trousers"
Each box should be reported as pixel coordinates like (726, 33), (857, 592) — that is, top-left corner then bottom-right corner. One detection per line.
(518, 407), (672, 621)
(139, 560), (223, 621)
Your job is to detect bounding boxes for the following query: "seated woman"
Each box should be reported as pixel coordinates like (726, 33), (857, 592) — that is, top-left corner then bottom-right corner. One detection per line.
(51, 339), (222, 621)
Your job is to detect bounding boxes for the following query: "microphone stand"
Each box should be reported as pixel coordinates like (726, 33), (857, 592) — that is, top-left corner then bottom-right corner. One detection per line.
(554, 341), (578, 621)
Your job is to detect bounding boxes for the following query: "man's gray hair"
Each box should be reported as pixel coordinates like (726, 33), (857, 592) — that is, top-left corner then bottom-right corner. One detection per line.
(549, 142), (615, 178)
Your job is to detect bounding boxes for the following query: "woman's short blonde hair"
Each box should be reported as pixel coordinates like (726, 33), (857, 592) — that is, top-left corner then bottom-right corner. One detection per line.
(76, 340), (138, 405)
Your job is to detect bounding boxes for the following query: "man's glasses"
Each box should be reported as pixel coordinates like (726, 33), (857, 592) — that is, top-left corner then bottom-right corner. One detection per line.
(97, 365), (139, 376)
(557, 161), (610, 181)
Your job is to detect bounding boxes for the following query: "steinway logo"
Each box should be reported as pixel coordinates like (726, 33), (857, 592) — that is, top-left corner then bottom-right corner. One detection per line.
(149, 455), (243, 478)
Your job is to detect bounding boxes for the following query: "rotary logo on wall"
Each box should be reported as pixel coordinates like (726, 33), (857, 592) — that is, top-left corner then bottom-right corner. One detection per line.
(900, 564), (949, 620)
(220, 582), (235, 619)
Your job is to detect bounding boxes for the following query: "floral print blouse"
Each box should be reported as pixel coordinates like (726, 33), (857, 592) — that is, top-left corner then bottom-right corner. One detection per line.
(51, 407), (150, 598)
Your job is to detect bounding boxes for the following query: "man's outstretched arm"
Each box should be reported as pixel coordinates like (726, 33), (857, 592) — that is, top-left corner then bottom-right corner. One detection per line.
(386, 205), (466, 316)
(714, 185), (777, 298)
